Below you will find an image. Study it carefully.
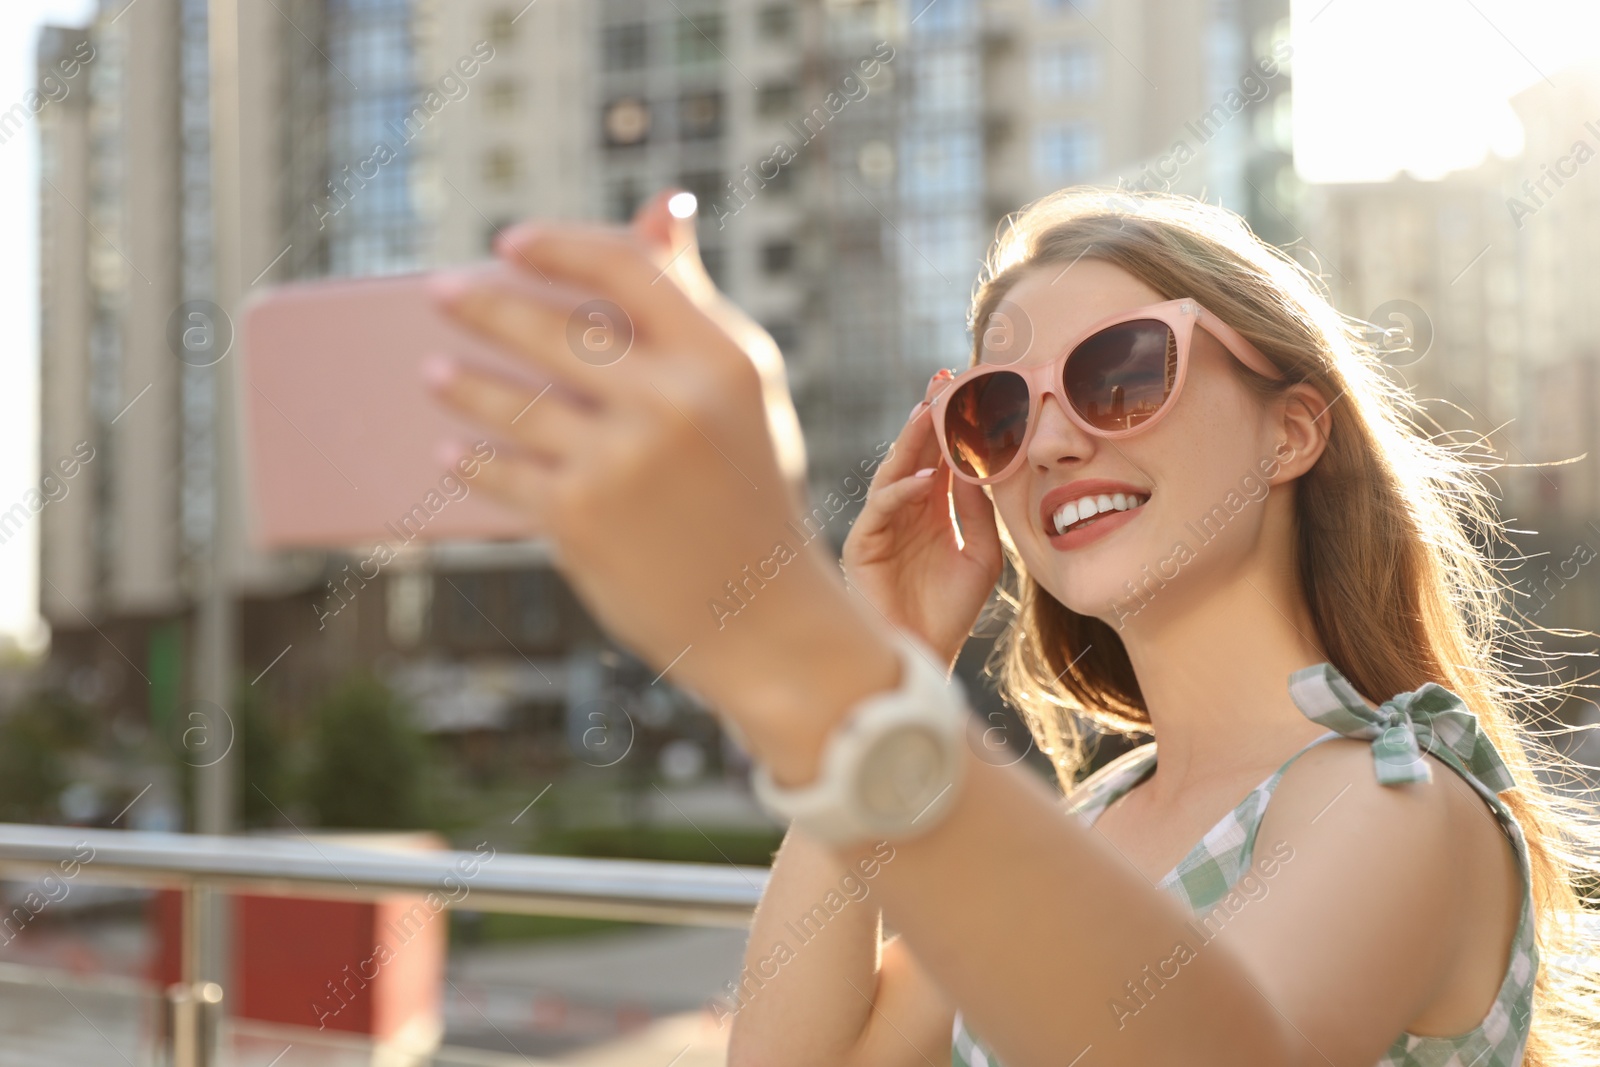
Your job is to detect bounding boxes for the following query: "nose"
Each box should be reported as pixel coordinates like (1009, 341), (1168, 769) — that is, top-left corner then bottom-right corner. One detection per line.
(1025, 391), (1097, 473)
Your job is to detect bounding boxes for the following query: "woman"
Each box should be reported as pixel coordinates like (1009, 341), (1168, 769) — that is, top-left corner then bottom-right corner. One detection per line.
(424, 185), (1600, 1066)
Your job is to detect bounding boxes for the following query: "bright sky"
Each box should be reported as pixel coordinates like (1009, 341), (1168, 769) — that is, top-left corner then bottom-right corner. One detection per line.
(0, 0), (95, 653)
(0, 0), (1596, 650)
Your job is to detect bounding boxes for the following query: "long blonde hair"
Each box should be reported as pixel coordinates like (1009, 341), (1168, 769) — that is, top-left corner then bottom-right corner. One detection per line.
(971, 186), (1600, 1065)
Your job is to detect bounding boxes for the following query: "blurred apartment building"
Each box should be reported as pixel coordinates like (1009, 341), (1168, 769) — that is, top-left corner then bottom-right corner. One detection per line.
(1304, 63), (1600, 642)
(36, 0), (1292, 806)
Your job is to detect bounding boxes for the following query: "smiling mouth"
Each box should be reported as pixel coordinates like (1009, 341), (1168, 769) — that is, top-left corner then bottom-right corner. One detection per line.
(1048, 492), (1151, 536)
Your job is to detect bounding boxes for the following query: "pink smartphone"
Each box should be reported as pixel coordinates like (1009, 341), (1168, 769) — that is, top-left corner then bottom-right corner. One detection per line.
(239, 265), (546, 551)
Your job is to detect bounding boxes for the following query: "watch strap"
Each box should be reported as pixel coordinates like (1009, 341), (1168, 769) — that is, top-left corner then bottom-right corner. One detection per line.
(749, 630), (969, 846)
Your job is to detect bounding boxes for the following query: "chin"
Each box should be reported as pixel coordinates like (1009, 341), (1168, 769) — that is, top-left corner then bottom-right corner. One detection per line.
(1028, 552), (1128, 621)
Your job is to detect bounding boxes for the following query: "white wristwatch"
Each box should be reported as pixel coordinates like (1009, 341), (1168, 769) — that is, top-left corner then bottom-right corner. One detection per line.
(749, 631), (971, 846)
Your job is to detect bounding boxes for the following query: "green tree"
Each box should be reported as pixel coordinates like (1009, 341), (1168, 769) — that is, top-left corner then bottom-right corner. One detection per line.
(0, 689), (93, 823)
(303, 672), (427, 829)
(0, 710), (67, 822)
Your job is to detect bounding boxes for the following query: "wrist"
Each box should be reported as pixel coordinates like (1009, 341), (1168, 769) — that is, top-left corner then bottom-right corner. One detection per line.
(704, 570), (903, 787)
(747, 626), (973, 847)
(743, 623), (903, 788)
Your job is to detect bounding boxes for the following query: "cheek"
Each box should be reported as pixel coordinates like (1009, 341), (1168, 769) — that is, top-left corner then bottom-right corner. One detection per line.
(990, 481), (1036, 548)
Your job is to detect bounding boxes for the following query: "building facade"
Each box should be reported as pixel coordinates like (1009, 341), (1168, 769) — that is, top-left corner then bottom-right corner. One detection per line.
(1303, 62), (1600, 644)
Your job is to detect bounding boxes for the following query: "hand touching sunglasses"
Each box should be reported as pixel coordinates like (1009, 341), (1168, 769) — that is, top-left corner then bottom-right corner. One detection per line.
(929, 298), (1283, 484)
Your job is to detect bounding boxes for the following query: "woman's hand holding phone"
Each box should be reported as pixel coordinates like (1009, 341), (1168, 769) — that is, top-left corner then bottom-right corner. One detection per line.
(423, 189), (903, 787)
(840, 371), (1004, 675)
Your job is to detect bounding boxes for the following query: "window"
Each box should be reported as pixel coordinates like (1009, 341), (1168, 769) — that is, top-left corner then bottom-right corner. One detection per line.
(700, 245), (725, 287)
(487, 7), (517, 46)
(485, 78), (519, 113)
(1033, 43), (1099, 98)
(765, 320), (799, 353)
(322, 0), (420, 277)
(603, 23), (646, 70)
(602, 96), (650, 146)
(757, 82), (797, 118)
(757, 4), (795, 39)
(1036, 0), (1099, 14)
(762, 239), (796, 274)
(678, 90), (722, 140)
(902, 130), (980, 202)
(514, 571), (559, 644)
(917, 50), (977, 113)
(1034, 121), (1101, 183)
(678, 169), (723, 208)
(608, 177), (642, 221)
(483, 146), (519, 188)
(675, 12), (723, 64)
(762, 157), (798, 193)
(444, 573), (499, 645)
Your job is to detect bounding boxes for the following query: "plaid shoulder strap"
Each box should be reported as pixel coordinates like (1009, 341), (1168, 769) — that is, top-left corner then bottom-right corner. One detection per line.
(1286, 662), (1515, 792)
(1063, 741), (1157, 821)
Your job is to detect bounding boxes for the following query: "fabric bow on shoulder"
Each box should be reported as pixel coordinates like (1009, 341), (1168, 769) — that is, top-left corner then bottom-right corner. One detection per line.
(1287, 663), (1516, 792)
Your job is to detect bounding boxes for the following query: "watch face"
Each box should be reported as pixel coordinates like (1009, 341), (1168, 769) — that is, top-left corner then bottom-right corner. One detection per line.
(857, 724), (954, 827)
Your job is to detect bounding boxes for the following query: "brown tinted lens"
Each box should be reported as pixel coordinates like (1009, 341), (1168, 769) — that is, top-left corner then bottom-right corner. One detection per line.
(944, 371), (1030, 479)
(1063, 320), (1178, 432)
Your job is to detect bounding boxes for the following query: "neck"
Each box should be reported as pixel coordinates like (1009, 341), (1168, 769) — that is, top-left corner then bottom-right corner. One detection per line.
(1113, 551), (1330, 799)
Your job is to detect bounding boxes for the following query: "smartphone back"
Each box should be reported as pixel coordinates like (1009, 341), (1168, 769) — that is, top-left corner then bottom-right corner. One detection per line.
(240, 268), (539, 551)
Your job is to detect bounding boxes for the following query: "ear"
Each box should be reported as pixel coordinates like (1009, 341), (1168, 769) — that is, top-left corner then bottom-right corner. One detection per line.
(1265, 382), (1333, 485)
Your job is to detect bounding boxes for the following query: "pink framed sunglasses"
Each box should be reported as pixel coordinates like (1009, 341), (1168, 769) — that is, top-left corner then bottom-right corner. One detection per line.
(930, 298), (1283, 484)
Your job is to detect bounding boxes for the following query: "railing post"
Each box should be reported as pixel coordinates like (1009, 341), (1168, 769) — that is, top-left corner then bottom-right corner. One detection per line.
(167, 884), (224, 1067)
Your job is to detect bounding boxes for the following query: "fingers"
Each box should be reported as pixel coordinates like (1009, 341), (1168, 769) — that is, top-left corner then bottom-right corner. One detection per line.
(430, 273), (624, 401)
(873, 405), (941, 489)
(630, 187), (680, 249)
(858, 463), (943, 519)
(424, 355), (595, 465)
(455, 447), (558, 536)
(873, 368), (955, 486)
(630, 188), (716, 303)
(493, 221), (706, 344)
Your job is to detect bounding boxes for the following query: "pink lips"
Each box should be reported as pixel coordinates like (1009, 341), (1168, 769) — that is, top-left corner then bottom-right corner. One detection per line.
(1039, 478), (1151, 550)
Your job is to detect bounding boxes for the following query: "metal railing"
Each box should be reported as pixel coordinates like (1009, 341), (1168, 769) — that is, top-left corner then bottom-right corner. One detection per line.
(0, 823), (769, 1066)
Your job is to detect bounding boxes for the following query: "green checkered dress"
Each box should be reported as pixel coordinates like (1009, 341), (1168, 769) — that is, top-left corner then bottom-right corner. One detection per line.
(951, 661), (1539, 1067)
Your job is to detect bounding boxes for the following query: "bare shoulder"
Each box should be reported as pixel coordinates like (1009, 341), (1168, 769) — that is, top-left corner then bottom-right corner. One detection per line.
(1247, 733), (1523, 1032)
(1211, 734), (1524, 1057)
(1261, 734), (1509, 871)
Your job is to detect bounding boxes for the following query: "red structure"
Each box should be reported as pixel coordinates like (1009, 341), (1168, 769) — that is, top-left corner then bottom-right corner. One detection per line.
(150, 833), (449, 1051)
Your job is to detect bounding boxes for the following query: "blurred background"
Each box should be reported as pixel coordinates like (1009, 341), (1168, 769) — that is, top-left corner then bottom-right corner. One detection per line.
(0, 0), (1598, 1063)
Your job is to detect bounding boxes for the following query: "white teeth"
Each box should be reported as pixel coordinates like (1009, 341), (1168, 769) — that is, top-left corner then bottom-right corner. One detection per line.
(1052, 492), (1149, 535)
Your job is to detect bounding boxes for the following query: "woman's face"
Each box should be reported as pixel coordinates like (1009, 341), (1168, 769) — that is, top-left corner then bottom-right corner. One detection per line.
(983, 260), (1291, 631)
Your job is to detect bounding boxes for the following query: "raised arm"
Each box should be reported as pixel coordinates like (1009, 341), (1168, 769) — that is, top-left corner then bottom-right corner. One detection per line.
(725, 827), (954, 1067)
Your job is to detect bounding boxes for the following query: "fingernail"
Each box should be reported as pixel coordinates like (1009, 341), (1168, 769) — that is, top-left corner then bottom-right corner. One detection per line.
(428, 271), (474, 305)
(933, 368), (954, 382)
(421, 353), (457, 390)
(909, 400), (928, 419)
(495, 222), (538, 260)
(914, 467), (937, 478)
